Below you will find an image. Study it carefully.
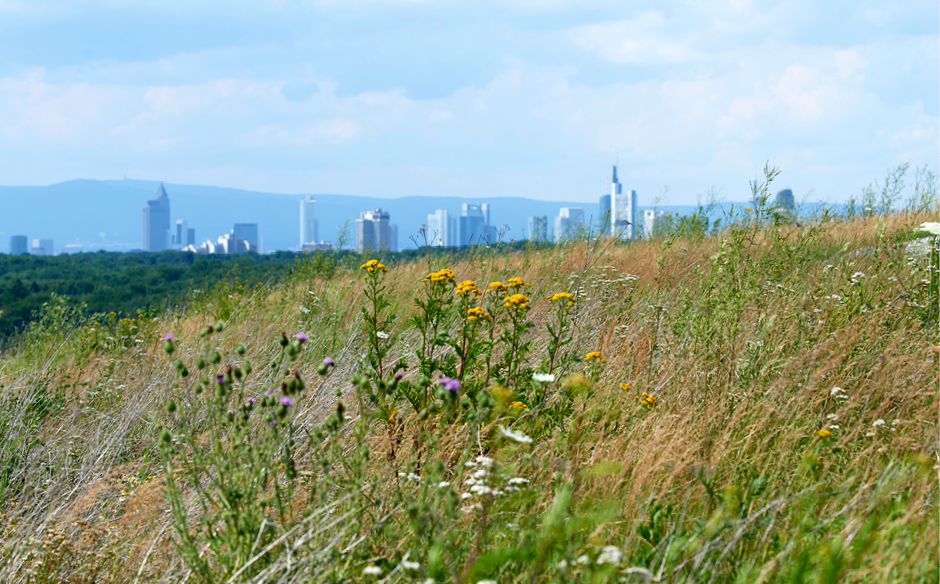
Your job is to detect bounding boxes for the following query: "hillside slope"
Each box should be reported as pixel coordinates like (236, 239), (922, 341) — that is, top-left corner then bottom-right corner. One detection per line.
(0, 211), (936, 583)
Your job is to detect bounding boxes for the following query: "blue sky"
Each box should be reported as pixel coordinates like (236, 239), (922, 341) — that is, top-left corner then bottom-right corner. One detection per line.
(0, 0), (936, 204)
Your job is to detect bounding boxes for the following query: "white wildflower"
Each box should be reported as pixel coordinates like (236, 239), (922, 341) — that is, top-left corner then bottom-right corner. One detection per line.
(477, 580), (497, 584)
(829, 425), (840, 430)
(422, 579), (436, 584)
(475, 456), (494, 467)
(557, 559), (568, 570)
(872, 419), (885, 427)
(362, 566), (382, 576)
(892, 419), (900, 425)
(437, 481), (450, 488)
(826, 413), (838, 420)
(532, 373), (555, 383)
(575, 555), (590, 565)
(596, 546), (623, 565)
(300, 306), (310, 314)
(376, 331), (389, 339)
(499, 425), (533, 444)
(865, 432), (876, 437)
(402, 560), (421, 571)
(507, 477), (530, 485)
(919, 222), (940, 236)
(461, 492), (473, 500)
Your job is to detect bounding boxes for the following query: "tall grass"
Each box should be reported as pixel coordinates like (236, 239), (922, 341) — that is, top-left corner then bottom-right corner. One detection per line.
(0, 207), (936, 583)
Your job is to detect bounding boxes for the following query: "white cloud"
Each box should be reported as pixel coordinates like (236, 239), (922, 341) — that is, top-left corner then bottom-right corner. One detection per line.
(569, 12), (700, 64)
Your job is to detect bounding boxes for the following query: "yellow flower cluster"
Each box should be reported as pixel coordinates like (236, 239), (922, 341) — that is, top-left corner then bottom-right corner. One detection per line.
(503, 293), (530, 310)
(487, 281), (508, 295)
(360, 259), (388, 273)
(456, 280), (482, 296)
(506, 277), (530, 288)
(584, 351), (605, 363)
(619, 382), (632, 392)
(637, 392), (657, 407)
(510, 400), (527, 410)
(547, 291), (575, 302)
(466, 307), (489, 321)
(424, 268), (456, 283)
(815, 429), (831, 438)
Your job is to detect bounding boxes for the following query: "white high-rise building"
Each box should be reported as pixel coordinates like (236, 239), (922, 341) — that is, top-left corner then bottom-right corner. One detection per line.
(300, 195), (319, 247)
(555, 208), (585, 242)
(426, 209), (455, 247)
(609, 165), (638, 240)
(356, 208), (392, 253)
(174, 220), (189, 249)
(143, 183), (171, 252)
(31, 239), (54, 256)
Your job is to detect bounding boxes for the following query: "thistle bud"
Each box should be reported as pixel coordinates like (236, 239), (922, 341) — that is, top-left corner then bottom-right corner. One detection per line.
(210, 351), (221, 364)
(166, 401), (177, 413)
(163, 341), (175, 355)
(236, 344), (247, 356)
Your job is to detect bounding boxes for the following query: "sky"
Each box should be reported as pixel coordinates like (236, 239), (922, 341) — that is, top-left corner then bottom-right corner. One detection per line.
(0, 0), (936, 205)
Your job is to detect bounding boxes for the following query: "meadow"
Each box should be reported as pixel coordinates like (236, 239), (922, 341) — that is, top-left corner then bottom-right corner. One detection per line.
(0, 186), (937, 583)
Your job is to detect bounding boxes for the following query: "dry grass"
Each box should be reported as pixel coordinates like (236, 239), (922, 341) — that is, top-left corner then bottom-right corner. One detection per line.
(0, 211), (936, 583)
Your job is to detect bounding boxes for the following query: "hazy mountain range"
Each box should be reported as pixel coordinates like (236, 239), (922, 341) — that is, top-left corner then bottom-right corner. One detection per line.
(0, 179), (729, 254)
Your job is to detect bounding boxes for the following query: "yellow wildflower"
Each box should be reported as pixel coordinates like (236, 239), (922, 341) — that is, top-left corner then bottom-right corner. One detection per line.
(619, 382), (632, 392)
(503, 293), (530, 310)
(510, 401), (527, 410)
(584, 351), (604, 363)
(360, 259), (388, 273)
(548, 291), (575, 302)
(815, 429), (831, 438)
(466, 307), (489, 321)
(456, 280), (481, 296)
(506, 277), (530, 288)
(637, 392), (656, 407)
(424, 268), (456, 283)
(487, 281), (508, 295)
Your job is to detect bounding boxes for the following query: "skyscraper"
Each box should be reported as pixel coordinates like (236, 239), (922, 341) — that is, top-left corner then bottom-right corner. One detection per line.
(776, 189), (795, 214)
(426, 209), (454, 247)
(610, 166), (638, 240)
(174, 220), (189, 250)
(9, 235), (27, 255)
(31, 239), (54, 256)
(356, 208), (392, 253)
(459, 203), (497, 246)
(555, 208), (585, 242)
(142, 183), (171, 252)
(300, 195), (319, 246)
(599, 194), (611, 234)
(233, 223), (259, 248)
(527, 216), (549, 242)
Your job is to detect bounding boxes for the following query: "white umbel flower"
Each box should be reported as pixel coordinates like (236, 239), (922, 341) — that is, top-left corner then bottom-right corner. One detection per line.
(596, 545), (623, 565)
(362, 566), (382, 576)
(532, 373), (555, 382)
(499, 425), (533, 444)
(919, 222), (940, 236)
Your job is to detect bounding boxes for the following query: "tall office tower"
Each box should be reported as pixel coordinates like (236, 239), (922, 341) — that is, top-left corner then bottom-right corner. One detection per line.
(187, 228), (196, 246)
(174, 220), (189, 249)
(300, 195), (319, 246)
(426, 209), (454, 247)
(599, 194), (611, 234)
(644, 210), (656, 239)
(775, 189), (795, 214)
(233, 223), (259, 248)
(609, 165), (638, 240)
(31, 239), (54, 256)
(555, 208), (585, 242)
(356, 208), (392, 253)
(389, 223), (398, 253)
(527, 216), (549, 242)
(459, 203), (497, 246)
(143, 183), (171, 252)
(9, 235), (28, 255)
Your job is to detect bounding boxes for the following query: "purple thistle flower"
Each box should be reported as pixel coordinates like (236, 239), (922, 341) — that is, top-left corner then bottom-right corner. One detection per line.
(216, 375), (225, 384)
(269, 420), (277, 427)
(296, 332), (309, 344)
(163, 333), (174, 341)
(438, 376), (461, 392)
(395, 372), (404, 381)
(323, 357), (335, 366)
(230, 408), (236, 415)
(265, 390), (271, 397)
(280, 395), (294, 407)
(246, 397), (256, 404)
